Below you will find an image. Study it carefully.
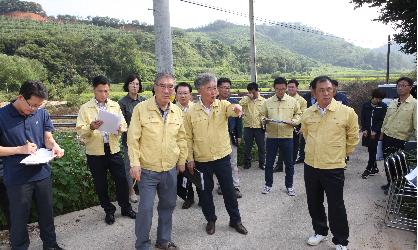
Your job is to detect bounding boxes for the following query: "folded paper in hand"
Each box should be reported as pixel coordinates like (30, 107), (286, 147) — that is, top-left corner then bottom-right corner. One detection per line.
(20, 148), (54, 165)
(97, 109), (121, 134)
(267, 119), (284, 124)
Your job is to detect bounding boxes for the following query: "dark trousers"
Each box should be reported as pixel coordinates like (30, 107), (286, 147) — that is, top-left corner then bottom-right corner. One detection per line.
(304, 164), (349, 246)
(265, 138), (294, 188)
(276, 130), (300, 167)
(86, 144), (131, 214)
(195, 156), (241, 224)
(7, 177), (57, 250)
(243, 127), (265, 167)
(366, 136), (379, 171)
(185, 179), (201, 202)
(382, 135), (406, 184)
(0, 178), (10, 230)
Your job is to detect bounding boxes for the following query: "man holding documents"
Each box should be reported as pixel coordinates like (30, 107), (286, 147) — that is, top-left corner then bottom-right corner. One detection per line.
(261, 77), (302, 196)
(184, 73), (248, 236)
(76, 75), (136, 225)
(0, 80), (64, 250)
(128, 73), (187, 250)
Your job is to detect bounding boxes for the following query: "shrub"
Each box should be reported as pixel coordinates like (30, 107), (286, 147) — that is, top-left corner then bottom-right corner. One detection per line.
(340, 80), (379, 116)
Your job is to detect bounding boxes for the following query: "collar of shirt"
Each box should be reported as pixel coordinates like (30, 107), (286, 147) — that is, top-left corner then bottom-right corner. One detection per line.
(177, 101), (190, 112)
(199, 98), (213, 116)
(274, 93), (290, 102)
(315, 99), (337, 116)
(398, 94), (414, 107)
(8, 100), (35, 118)
(155, 99), (170, 121)
(95, 98), (108, 110)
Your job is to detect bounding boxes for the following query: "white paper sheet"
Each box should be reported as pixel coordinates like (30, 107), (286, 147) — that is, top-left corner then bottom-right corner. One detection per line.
(20, 148), (54, 165)
(97, 109), (121, 134)
(405, 167), (417, 188)
(267, 119), (284, 124)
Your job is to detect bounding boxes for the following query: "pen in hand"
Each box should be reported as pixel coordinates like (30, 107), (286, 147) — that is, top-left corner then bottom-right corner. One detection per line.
(24, 140), (38, 155)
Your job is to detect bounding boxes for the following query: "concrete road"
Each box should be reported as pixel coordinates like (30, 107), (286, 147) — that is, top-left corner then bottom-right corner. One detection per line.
(1, 146), (416, 250)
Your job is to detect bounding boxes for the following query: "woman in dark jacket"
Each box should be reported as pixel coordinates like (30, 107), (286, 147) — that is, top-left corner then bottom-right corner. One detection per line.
(360, 88), (387, 179)
(118, 74), (146, 202)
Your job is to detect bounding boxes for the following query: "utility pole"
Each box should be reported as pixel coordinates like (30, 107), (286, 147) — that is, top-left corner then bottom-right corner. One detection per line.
(153, 0), (174, 74)
(249, 0), (257, 83)
(386, 35), (390, 84)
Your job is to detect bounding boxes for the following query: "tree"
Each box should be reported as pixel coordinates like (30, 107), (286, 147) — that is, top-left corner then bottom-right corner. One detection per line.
(0, 0), (46, 16)
(0, 54), (47, 92)
(350, 0), (417, 55)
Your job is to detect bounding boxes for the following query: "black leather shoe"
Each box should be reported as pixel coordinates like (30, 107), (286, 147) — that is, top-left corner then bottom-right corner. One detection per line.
(258, 164), (265, 170)
(229, 222), (248, 235)
(105, 213), (115, 225)
(206, 221), (215, 235)
(182, 200), (194, 209)
(43, 243), (64, 250)
(121, 209), (136, 219)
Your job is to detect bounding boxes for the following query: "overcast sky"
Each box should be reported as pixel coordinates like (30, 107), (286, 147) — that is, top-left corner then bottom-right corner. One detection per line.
(32, 0), (395, 48)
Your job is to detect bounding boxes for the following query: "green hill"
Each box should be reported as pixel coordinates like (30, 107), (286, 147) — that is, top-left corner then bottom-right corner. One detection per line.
(0, 15), (415, 87)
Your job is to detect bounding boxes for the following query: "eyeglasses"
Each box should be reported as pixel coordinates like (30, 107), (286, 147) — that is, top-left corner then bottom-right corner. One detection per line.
(156, 83), (175, 90)
(24, 98), (40, 110)
(397, 84), (411, 88)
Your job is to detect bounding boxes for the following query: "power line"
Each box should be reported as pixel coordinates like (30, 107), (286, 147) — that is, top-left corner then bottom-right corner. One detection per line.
(177, 0), (340, 39)
(176, 0), (390, 46)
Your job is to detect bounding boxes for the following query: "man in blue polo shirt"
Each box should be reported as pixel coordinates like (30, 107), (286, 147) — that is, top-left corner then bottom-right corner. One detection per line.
(0, 81), (65, 250)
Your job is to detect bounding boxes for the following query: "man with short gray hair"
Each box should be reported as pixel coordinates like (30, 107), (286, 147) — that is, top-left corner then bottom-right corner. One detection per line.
(129, 73), (187, 250)
(184, 73), (248, 236)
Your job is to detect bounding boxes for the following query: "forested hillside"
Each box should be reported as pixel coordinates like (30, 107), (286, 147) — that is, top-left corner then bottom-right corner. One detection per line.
(0, 0), (415, 89)
(191, 20), (415, 71)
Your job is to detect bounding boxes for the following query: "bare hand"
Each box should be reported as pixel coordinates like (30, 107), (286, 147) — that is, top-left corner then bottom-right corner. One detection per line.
(177, 164), (185, 173)
(187, 161), (195, 174)
(52, 145), (65, 158)
(362, 130), (368, 137)
(237, 138), (241, 145)
(130, 165), (142, 182)
(20, 141), (37, 154)
(379, 133), (384, 141)
(370, 131), (377, 140)
(90, 120), (103, 130)
(233, 104), (243, 117)
(247, 93), (254, 99)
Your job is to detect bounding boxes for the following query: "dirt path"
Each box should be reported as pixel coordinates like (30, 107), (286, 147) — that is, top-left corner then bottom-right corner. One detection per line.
(0, 145), (416, 249)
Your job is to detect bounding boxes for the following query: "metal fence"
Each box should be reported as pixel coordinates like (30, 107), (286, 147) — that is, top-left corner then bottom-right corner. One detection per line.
(51, 114), (77, 128)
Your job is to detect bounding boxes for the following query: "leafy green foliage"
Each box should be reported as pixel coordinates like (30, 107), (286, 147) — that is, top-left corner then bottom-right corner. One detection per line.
(50, 132), (100, 214)
(0, 0), (46, 16)
(350, 0), (417, 55)
(0, 53), (47, 92)
(0, 15), (414, 89)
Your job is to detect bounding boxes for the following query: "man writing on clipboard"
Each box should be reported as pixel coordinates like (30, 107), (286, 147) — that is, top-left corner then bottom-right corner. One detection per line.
(0, 81), (64, 249)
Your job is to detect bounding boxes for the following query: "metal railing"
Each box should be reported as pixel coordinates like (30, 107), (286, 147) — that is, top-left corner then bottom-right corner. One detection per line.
(51, 114), (77, 128)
